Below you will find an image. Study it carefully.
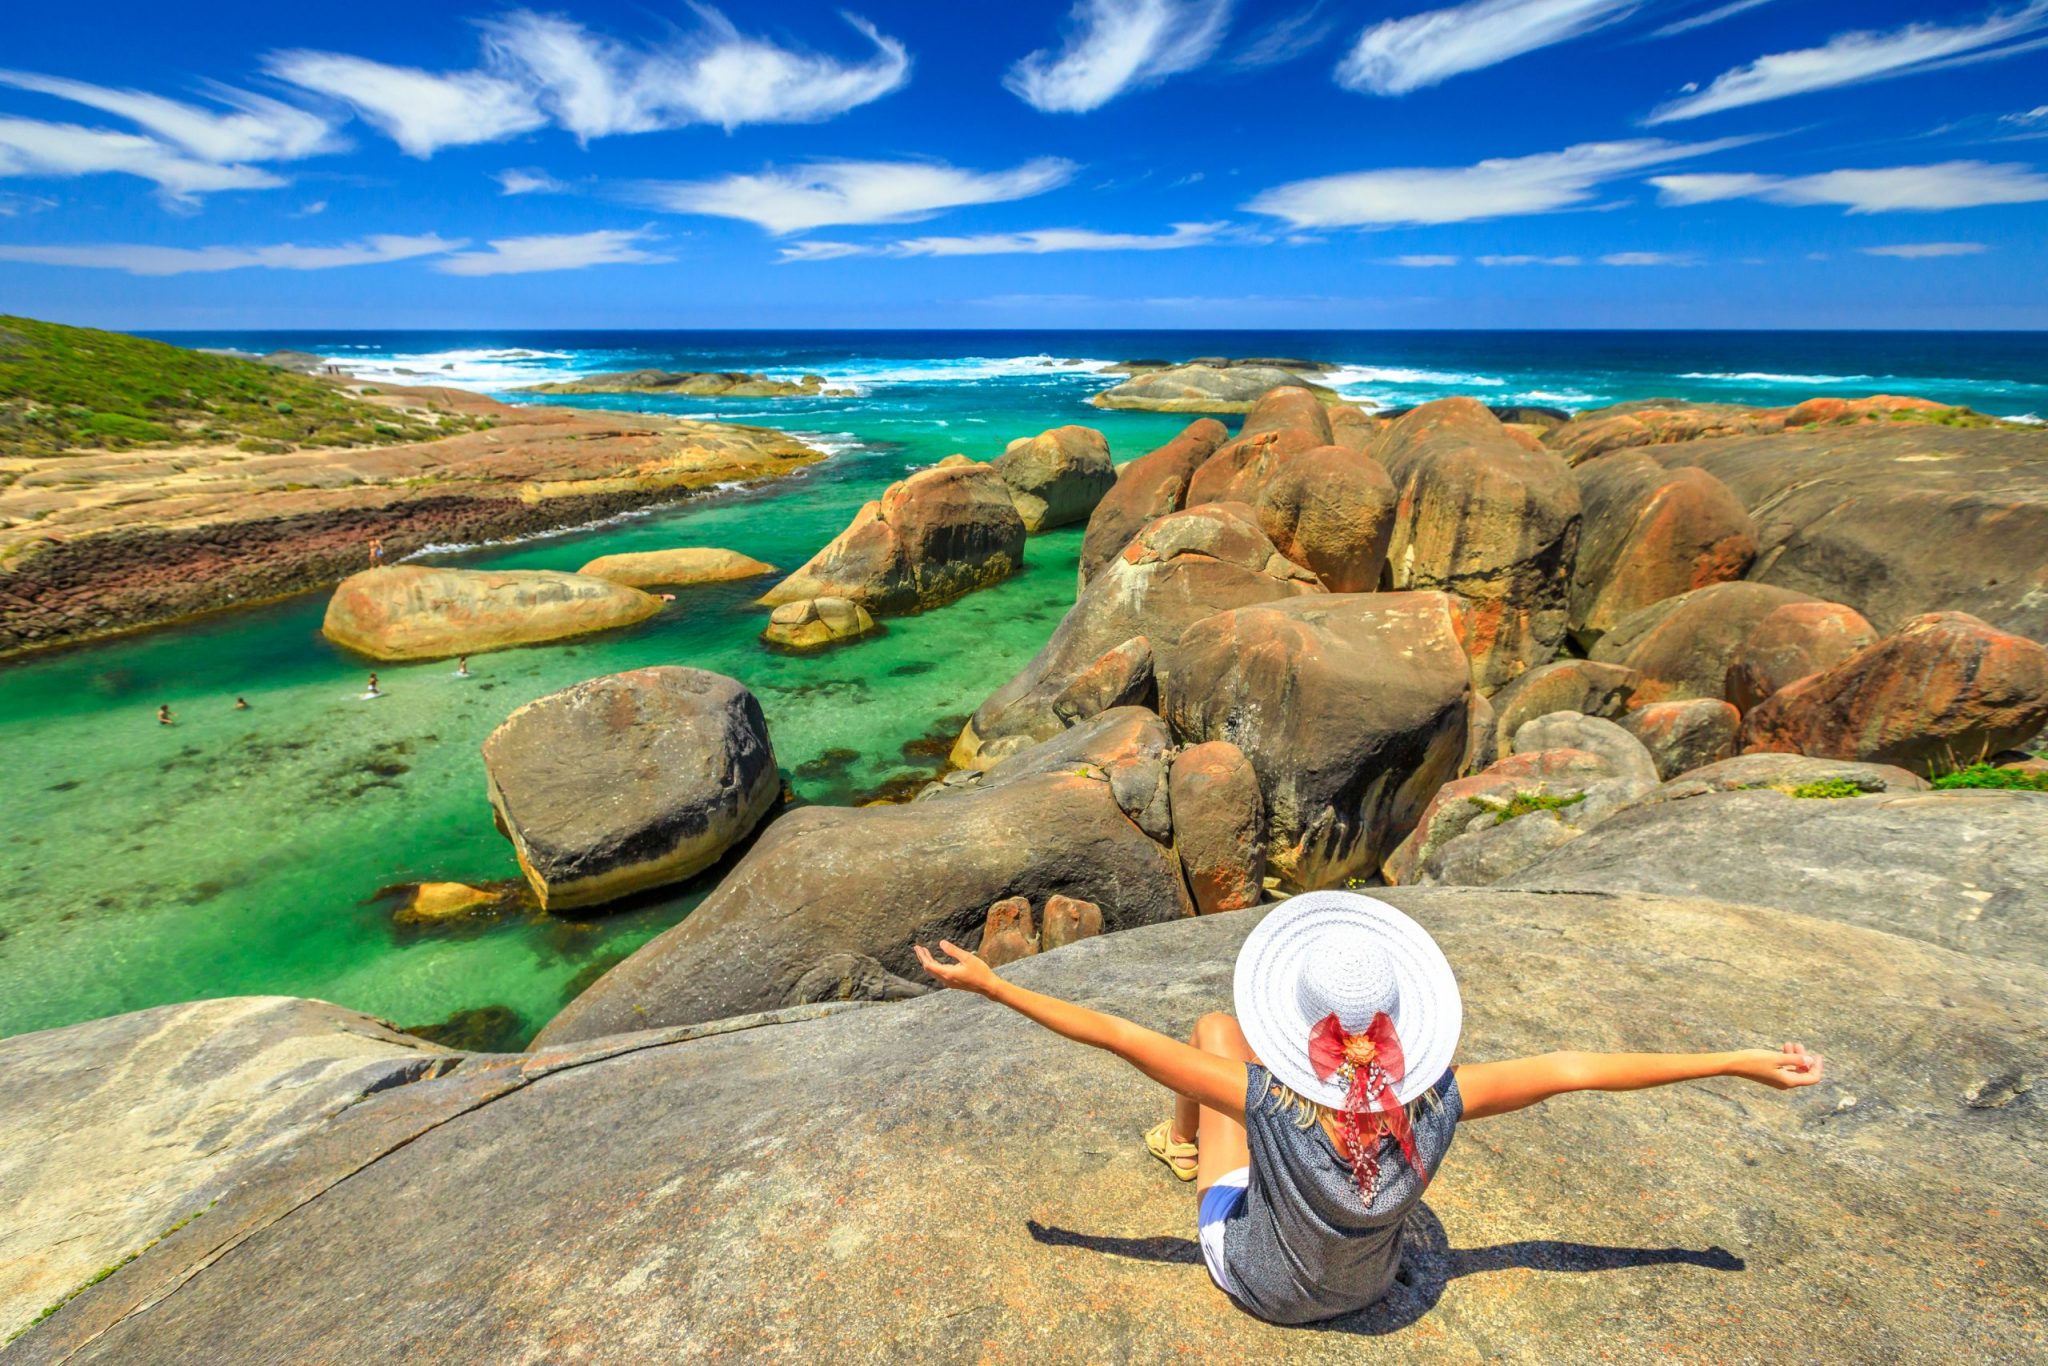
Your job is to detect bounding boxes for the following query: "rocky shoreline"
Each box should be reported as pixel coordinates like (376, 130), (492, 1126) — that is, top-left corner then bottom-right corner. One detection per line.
(0, 383), (824, 656)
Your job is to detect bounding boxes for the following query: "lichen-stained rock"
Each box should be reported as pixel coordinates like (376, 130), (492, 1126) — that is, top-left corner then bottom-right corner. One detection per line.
(1591, 581), (1815, 703)
(1507, 788), (2048, 966)
(1161, 592), (1472, 890)
(1643, 421), (2048, 644)
(39, 893), (2043, 1363)
(1184, 436), (1398, 596)
(957, 503), (1323, 763)
(575, 546), (776, 588)
(321, 564), (661, 660)
(0, 996), (443, 1339)
(1482, 659), (1642, 768)
(1167, 741), (1267, 914)
(1327, 402), (1382, 452)
(760, 595), (877, 650)
(1088, 362), (1337, 413)
(967, 706), (1175, 841)
(1739, 611), (2048, 776)
(1382, 746), (1654, 887)
(992, 425), (1116, 532)
(1077, 419), (1227, 587)
(1509, 711), (1660, 786)
(1376, 398), (1582, 692)
(979, 896), (1038, 967)
(1617, 699), (1741, 779)
(1236, 384), (1334, 444)
(1568, 452), (1756, 646)
(482, 667), (779, 911)
(758, 461), (1026, 615)
(1050, 634), (1156, 726)
(1723, 600), (1879, 714)
(1040, 894), (1104, 950)
(532, 771), (1194, 1044)
(1658, 752), (1928, 798)
(1545, 398), (1783, 465)
(1184, 424), (1324, 507)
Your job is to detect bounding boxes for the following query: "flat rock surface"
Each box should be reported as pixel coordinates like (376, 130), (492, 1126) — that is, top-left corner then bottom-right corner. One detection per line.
(14, 891), (2043, 1364)
(1506, 787), (2048, 965)
(1090, 363), (1337, 413)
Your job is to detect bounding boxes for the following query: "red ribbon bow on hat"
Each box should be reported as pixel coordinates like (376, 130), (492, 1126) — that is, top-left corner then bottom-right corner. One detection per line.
(1309, 1010), (1424, 1196)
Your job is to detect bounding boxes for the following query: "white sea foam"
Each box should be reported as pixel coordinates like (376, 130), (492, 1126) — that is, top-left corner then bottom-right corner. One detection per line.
(1322, 364), (1508, 390)
(1511, 389), (1604, 407)
(336, 346), (582, 389)
(2004, 412), (2045, 425)
(1677, 371), (1874, 385)
(808, 354), (1115, 394)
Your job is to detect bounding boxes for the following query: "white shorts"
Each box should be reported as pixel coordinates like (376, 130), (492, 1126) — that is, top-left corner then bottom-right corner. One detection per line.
(1197, 1167), (1251, 1299)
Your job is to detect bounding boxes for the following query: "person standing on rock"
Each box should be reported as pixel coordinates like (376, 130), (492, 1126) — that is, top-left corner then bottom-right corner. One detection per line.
(916, 891), (1823, 1326)
(369, 537), (384, 567)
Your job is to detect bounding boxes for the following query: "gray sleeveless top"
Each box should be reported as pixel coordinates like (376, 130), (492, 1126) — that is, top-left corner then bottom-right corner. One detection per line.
(1219, 1063), (1463, 1325)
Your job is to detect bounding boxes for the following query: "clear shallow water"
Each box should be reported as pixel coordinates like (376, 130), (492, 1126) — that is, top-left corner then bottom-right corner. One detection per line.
(5, 329), (2046, 1045)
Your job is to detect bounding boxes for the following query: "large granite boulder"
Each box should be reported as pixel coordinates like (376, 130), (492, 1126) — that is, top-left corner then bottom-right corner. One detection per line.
(1544, 398), (1782, 465)
(0, 997), (443, 1339)
(993, 425), (1116, 532)
(532, 770), (1193, 1044)
(758, 461), (1026, 616)
(1049, 634), (1155, 726)
(1236, 385), (1334, 444)
(20, 891), (2042, 1363)
(1568, 452), (1756, 646)
(1166, 740), (1266, 914)
(575, 546), (775, 588)
(1327, 402), (1382, 452)
(957, 504), (1324, 762)
(1184, 425), (1324, 508)
(1590, 581), (1815, 703)
(1478, 659), (1642, 769)
(1657, 752), (1928, 798)
(945, 707), (1175, 842)
(1509, 711), (1660, 784)
(1723, 600), (1878, 714)
(481, 668), (779, 911)
(1507, 788), (2048, 966)
(1376, 399), (1582, 692)
(1382, 745), (1656, 886)
(1617, 699), (1741, 779)
(1643, 422), (2048, 644)
(321, 565), (661, 661)
(1160, 592), (1472, 889)
(1185, 435), (1397, 595)
(760, 595), (877, 650)
(1077, 419), (1227, 587)
(1089, 362), (1337, 413)
(1739, 611), (2048, 775)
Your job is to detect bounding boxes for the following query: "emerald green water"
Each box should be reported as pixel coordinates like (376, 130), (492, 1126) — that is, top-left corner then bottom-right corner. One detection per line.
(0, 402), (1192, 1045)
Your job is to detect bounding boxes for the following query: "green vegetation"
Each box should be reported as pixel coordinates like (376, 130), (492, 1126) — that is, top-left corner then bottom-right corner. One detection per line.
(1931, 762), (2048, 792)
(1789, 777), (1868, 799)
(0, 314), (478, 457)
(8, 1204), (211, 1343)
(1469, 790), (1586, 825)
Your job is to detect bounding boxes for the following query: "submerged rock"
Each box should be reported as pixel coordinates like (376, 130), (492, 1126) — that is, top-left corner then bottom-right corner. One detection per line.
(321, 565), (661, 661)
(575, 547), (776, 588)
(993, 425), (1116, 532)
(761, 596), (877, 650)
(532, 771), (1193, 1044)
(482, 667), (779, 911)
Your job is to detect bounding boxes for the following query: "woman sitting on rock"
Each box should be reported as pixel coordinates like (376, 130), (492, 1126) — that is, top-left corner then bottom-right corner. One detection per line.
(916, 891), (1823, 1326)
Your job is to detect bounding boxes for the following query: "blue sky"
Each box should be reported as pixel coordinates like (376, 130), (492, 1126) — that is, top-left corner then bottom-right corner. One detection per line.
(1, 0), (2045, 329)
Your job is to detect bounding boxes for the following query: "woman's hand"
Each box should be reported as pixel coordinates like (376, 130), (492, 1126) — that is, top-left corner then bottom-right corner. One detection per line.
(1731, 1042), (1825, 1090)
(914, 939), (998, 996)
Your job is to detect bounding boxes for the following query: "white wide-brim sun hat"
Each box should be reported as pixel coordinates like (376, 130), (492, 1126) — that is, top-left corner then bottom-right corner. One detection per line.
(1234, 891), (1462, 1112)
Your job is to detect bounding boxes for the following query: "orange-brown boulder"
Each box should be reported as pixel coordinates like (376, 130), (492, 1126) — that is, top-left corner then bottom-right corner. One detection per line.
(1237, 385), (1334, 444)
(992, 425), (1115, 532)
(1545, 400), (1783, 465)
(1739, 612), (2048, 776)
(322, 565), (661, 661)
(1569, 453), (1756, 646)
(1483, 659), (1643, 768)
(1049, 634), (1155, 726)
(1591, 581), (1814, 703)
(1327, 403), (1382, 452)
(1377, 399), (1582, 693)
(1780, 395), (1949, 427)
(1724, 601), (1878, 713)
(1076, 419), (1228, 586)
(1167, 741), (1267, 915)
(1039, 895), (1104, 951)
(1617, 699), (1741, 780)
(1184, 425), (1322, 507)
(979, 896), (1039, 967)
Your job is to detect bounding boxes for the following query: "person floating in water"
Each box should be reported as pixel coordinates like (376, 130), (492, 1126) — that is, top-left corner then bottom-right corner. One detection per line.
(916, 891), (1824, 1326)
(456, 656), (470, 678)
(234, 697), (250, 711)
(365, 672), (382, 698)
(157, 704), (174, 726)
(369, 536), (384, 567)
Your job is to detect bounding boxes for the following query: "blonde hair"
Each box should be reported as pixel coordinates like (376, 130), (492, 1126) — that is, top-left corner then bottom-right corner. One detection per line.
(1264, 1079), (1441, 1132)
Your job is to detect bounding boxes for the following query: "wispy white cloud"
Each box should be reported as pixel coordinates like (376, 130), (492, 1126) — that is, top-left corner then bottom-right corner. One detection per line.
(1601, 250), (1696, 264)
(0, 233), (460, 275)
(0, 116), (284, 204)
(1862, 241), (1988, 257)
(1230, 5), (1337, 69)
(1336, 0), (1639, 96)
(1007, 0), (1233, 113)
(0, 70), (339, 163)
(1647, 4), (2048, 123)
(1247, 137), (1748, 227)
(436, 227), (670, 275)
(646, 158), (1075, 235)
(290, 199), (327, 217)
(1647, 0), (1776, 41)
(495, 167), (569, 196)
(784, 221), (1228, 260)
(1652, 160), (2048, 211)
(0, 191), (57, 216)
(269, 7), (907, 156)
(264, 52), (543, 157)
(1478, 253), (1582, 264)
(1387, 253), (1460, 266)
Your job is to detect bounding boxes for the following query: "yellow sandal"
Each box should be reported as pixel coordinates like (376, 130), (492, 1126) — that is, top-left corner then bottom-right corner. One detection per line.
(1145, 1120), (1199, 1182)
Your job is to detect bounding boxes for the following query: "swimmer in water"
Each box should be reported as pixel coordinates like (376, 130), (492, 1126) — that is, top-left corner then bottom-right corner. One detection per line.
(234, 697), (250, 710)
(366, 672), (381, 698)
(456, 656), (470, 677)
(157, 704), (174, 726)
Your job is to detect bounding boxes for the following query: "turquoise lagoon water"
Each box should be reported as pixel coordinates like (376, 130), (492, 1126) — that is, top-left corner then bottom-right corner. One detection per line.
(5, 329), (2047, 1045)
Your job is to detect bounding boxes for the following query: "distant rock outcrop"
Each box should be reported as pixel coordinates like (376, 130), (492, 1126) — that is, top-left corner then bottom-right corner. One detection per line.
(521, 369), (847, 398)
(992, 425), (1117, 532)
(321, 565), (661, 660)
(576, 547), (775, 588)
(1089, 360), (1339, 413)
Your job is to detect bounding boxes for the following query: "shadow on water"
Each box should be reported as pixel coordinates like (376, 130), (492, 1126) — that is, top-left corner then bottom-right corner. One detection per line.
(1025, 1203), (1743, 1335)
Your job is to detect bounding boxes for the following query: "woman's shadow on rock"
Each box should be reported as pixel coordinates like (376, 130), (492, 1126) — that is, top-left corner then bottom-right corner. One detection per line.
(1025, 1203), (1743, 1335)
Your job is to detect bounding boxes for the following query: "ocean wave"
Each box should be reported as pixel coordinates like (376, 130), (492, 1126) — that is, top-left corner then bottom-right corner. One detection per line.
(1322, 364), (1508, 390)
(810, 354), (1115, 393)
(2004, 412), (2045, 425)
(1510, 389), (1603, 407)
(1678, 371), (1875, 385)
(402, 504), (660, 558)
(787, 430), (865, 457)
(339, 346), (588, 389)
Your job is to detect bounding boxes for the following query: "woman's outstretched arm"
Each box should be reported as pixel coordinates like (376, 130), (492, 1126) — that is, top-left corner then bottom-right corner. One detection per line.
(1456, 1043), (1824, 1120)
(916, 940), (1249, 1121)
